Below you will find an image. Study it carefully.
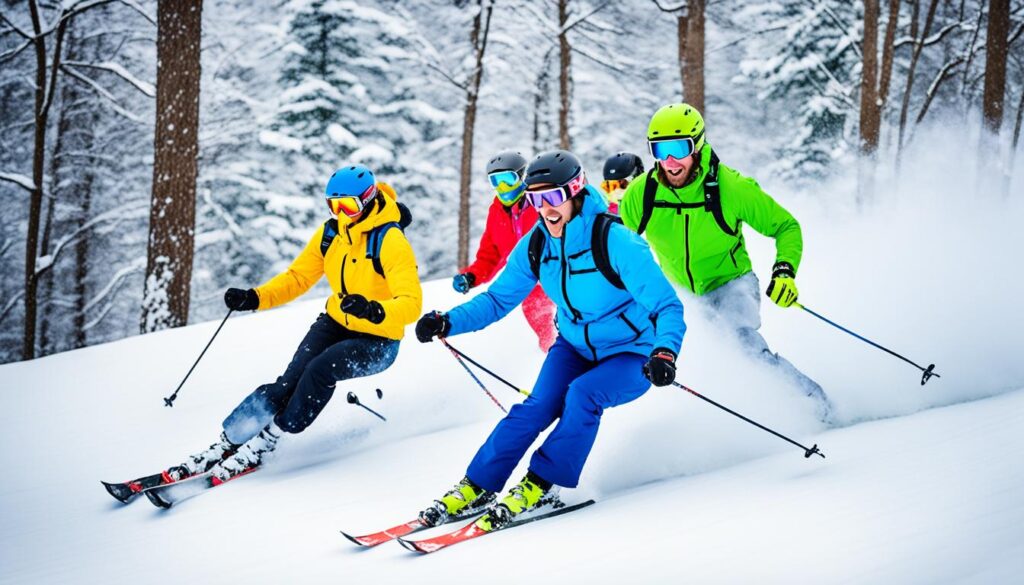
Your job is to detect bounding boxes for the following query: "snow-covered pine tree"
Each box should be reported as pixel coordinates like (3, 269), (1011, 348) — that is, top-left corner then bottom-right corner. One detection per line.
(735, 0), (861, 182)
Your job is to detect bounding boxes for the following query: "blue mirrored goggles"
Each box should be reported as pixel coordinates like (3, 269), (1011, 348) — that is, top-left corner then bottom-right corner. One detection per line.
(488, 170), (522, 189)
(648, 137), (697, 161)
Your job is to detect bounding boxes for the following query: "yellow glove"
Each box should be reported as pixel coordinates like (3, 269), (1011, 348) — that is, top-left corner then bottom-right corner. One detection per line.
(766, 262), (799, 308)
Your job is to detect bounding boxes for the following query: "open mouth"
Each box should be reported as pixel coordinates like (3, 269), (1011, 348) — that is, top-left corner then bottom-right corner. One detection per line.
(544, 213), (563, 225)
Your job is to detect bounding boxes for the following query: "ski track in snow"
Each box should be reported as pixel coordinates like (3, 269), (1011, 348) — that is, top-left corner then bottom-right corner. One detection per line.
(2, 167), (1023, 582)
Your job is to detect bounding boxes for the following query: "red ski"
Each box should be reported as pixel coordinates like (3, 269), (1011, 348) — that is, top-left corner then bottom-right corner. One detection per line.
(341, 503), (493, 548)
(341, 519), (428, 547)
(398, 499), (595, 554)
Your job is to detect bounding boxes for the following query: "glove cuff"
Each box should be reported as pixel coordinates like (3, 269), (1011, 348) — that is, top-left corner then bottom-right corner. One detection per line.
(651, 347), (677, 362)
(771, 261), (795, 279)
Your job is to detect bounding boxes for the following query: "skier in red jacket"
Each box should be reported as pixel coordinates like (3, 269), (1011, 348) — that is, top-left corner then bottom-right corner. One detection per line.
(452, 151), (556, 351)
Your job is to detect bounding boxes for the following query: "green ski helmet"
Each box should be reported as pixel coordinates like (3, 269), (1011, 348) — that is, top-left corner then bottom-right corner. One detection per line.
(647, 103), (706, 159)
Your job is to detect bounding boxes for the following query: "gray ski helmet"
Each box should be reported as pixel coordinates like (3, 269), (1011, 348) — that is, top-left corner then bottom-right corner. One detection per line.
(486, 150), (528, 176)
(603, 152), (644, 181)
(524, 150), (584, 188)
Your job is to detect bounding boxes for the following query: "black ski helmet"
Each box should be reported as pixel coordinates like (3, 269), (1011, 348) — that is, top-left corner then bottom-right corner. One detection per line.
(524, 150), (584, 188)
(486, 150), (528, 176)
(603, 152), (644, 181)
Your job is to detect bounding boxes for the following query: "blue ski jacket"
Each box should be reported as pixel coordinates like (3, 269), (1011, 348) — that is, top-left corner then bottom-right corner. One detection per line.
(447, 186), (685, 361)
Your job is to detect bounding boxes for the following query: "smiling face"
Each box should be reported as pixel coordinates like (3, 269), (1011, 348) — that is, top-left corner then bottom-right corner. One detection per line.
(660, 154), (697, 188)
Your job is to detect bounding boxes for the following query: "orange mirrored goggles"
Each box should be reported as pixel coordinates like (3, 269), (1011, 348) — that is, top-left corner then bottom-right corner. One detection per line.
(600, 179), (628, 193)
(326, 184), (376, 218)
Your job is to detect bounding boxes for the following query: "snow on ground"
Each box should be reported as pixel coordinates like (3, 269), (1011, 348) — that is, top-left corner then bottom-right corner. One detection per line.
(1, 152), (1023, 583)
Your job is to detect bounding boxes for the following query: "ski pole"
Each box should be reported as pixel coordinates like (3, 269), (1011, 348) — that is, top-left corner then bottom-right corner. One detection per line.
(440, 337), (508, 413)
(672, 381), (825, 459)
(347, 391), (386, 422)
(794, 302), (939, 385)
(163, 309), (234, 407)
(442, 340), (531, 397)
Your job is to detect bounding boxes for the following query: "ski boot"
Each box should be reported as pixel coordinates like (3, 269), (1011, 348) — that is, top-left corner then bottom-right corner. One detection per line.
(476, 472), (555, 532)
(419, 476), (496, 527)
(164, 431), (238, 482)
(210, 423), (281, 485)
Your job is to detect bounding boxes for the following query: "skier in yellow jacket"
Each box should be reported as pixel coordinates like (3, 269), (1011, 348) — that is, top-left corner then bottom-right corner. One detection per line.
(167, 165), (421, 486)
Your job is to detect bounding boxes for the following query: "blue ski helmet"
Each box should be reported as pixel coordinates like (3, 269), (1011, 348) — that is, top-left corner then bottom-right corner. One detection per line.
(325, 165), (377, 218)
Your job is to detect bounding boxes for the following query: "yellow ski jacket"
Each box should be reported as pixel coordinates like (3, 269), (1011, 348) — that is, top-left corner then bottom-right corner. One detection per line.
(254, 183), (422, 340)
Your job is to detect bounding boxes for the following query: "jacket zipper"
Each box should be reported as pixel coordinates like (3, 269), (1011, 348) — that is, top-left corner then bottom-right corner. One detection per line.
(684, 214), (695, 291)
(560, 237), (581, 322)
(583, 323), (597, 361)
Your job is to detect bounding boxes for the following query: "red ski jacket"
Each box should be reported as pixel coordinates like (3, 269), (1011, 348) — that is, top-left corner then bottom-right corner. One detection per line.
(462, 198), (539, 285)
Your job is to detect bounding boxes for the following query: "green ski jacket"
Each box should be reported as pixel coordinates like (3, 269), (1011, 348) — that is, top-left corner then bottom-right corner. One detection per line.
(619, 144), (803, 295)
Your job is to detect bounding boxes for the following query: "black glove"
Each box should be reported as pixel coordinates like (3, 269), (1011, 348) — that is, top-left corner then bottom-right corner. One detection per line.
(340, 294), (386, 324)
(642, 347), (677, 387)
(224, 288), (259, 311)
(415, 311), (450, 343)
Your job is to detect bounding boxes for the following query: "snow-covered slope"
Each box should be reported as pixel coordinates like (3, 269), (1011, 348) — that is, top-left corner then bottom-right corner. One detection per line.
(2, 169), (1023, 583)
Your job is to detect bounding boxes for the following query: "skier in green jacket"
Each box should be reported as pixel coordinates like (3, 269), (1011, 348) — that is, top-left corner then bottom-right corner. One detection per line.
(620, 103), (832, 421)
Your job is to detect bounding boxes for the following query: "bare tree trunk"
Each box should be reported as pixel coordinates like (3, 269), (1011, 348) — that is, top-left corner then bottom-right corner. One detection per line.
(858, 0), (880, 205)
(141, 0), (203, 332)
(558, 0), (572, 149)
(533, 48), (554, 154)
(683, 0), (705, 112)
(456, 0), (493, 268)
(23, 0), (69, 361)
(895, 0), (939, 173)
(1004, 83), (1024, 197)
(677, 12), (689, 100)
(859, 0), (880, 155)
(982, 0), (1009, 133)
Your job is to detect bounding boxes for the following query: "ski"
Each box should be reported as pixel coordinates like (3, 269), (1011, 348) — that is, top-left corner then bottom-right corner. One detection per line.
(101, 472), (173, 504)
(341, 502), (493, 547)
(398, 499), (595, 554)
(145, 466), (259, 509)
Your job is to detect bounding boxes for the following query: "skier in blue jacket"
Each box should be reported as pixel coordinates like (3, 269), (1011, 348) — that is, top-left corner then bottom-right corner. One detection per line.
(415, 150), (686, 531)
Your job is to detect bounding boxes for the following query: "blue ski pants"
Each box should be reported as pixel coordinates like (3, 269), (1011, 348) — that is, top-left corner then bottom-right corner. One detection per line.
(466, 336), (650, 491)
(222, 313), (399, 444)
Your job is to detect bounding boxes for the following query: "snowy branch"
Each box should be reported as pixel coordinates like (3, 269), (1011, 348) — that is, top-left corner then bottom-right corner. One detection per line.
(0, 287), (27, 326)
(0, 39), (32, 65)
(63, 61), (155, 97)
(116, 0), (156, 26)
(60, 64), (145, 123)
(915, 57), (965, 126)
(571, 44), (630, 75)
(35, 200), (148, 279)
(83, 257), (144, 318)
(562, 1), (612, 34)
(0, 171), (36, 192)
(894, 20), (969, 50)
(651, 0), (686, 13)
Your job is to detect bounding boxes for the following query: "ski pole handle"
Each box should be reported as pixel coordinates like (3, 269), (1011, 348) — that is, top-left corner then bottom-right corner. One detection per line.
(164, 309), (234, 407)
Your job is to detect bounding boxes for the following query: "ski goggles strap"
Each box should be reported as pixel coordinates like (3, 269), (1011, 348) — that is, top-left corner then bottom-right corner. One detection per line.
(649, 136), (698, 161)
(524, 172), (587, 209)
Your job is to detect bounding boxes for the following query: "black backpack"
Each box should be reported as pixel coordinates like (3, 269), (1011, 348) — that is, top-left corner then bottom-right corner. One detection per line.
(527, 212), (625, 290)
(319, 200), (413, 277)
(635, 149), (737, 237)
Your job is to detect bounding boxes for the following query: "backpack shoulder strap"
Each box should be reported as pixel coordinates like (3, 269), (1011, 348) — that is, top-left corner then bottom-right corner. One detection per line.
(635, 169), (660, 236)
(702, 150), (738, 237)
(366, 222), (401, 277)
(592, 213), (626, 290)
(527, 227), (546, 279)
(320, 218), (339, 256)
